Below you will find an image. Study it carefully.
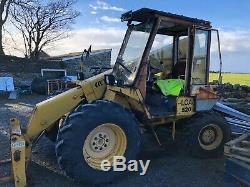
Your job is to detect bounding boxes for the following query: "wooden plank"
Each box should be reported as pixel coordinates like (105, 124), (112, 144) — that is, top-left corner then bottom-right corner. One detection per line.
(231, 146), (250, 153)
(226, 117), (250, 126)
(225, 133), (250, 146)
(241, 140), (250, 147)
(0, 158), (11, 164)
(0, 176), (12, 184)
(225, 133), (250, 163)
(225, 153), (250, 164)
(224, 144), (250, 155)
(226, 150), (250, 158)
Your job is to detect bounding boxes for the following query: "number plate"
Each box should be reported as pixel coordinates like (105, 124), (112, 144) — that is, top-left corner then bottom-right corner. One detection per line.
(11, 141), (25, 149)
(176, 97), (194, 115)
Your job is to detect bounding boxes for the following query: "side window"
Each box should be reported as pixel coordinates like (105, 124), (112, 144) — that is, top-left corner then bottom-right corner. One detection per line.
(178, 36), (188, 62)
(191, 29), (209, 85)
(149, 34), (173, 77)
(209, 30), (221, 83)
(171, 35), (188, 79)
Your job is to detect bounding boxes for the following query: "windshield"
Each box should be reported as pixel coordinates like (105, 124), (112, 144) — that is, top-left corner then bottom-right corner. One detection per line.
(113, 22), (153, 85)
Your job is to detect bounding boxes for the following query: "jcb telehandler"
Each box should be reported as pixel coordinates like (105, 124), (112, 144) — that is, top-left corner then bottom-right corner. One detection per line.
(9, 8), (231, 186)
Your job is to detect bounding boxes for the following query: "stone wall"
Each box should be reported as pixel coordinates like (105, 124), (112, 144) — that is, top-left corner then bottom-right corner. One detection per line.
(217, 83), (250, 115)
(0, 56), (64, 73)
(0, 50), (111, 86)
(0, 56), (64, 86)
(63, 50), (111, 78)
(217, 83), (250, 99)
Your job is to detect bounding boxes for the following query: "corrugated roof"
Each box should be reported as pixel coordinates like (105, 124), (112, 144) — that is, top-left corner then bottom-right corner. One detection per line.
(122, 8), (211, 28)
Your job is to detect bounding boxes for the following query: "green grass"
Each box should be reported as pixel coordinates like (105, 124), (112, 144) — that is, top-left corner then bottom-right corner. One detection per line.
(209, 73), (250, 86)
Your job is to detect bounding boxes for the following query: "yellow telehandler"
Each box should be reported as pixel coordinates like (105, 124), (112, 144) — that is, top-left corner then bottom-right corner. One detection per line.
(9, 8), (231, 186)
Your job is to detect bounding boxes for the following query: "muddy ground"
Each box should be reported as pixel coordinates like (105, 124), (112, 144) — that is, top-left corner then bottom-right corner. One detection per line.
(0, 94), (237, 187)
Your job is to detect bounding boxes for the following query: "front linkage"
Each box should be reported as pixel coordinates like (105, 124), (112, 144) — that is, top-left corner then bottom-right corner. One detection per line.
(10, 118), (27, 187)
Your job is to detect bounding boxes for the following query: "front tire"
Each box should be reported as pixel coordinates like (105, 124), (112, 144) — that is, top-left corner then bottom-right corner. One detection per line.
(183, 112), (231, 158)
(55, 100), (141, 184)
(45, 120), (60, 142)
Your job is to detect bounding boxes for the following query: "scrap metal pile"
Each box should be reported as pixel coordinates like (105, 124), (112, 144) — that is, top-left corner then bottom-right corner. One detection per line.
(214, 84), (250, 134)
(224, 133), (250, 186)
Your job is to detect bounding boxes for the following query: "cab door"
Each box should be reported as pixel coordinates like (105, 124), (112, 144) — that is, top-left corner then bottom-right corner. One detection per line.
(190, 28), (220, 111)
(191, 28), (210, 85)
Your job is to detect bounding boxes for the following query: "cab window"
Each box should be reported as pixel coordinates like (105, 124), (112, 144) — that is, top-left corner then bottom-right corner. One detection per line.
(191, 29), (209, 85)
(149, 34), (174, 78)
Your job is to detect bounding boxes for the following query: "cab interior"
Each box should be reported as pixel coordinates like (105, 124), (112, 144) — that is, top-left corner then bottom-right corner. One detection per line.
(145, 21), (189, 117)
(115, 8), (211, 118)
(145, 20), (209, 117)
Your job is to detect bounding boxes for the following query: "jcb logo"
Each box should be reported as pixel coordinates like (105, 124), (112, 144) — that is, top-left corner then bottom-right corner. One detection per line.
(95, 80), (104, 88)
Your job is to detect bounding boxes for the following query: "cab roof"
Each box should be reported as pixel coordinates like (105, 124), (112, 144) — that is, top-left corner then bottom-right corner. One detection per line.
(121, 8), (211, 28)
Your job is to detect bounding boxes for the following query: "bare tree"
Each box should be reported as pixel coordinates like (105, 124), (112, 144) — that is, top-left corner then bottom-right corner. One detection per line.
(11, 0), (79, 59)
(0, 0), (13, 55)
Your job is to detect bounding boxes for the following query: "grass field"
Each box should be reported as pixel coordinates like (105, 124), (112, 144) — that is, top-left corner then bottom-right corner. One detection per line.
(209, 73), (250, 86)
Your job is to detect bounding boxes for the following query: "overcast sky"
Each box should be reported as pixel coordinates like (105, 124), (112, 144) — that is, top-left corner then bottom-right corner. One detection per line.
(5, 0), (250, 73)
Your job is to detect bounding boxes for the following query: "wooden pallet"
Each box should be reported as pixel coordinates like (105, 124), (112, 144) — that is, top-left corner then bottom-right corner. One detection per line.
(224, 133), (250, 163)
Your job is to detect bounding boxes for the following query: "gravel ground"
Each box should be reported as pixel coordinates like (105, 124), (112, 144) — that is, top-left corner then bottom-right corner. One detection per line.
(0, 94), (228, 187)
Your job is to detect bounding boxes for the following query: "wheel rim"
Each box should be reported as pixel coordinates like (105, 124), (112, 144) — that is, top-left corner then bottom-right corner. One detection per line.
(83, 123), (127, 170)
(198, 124), (223, 151)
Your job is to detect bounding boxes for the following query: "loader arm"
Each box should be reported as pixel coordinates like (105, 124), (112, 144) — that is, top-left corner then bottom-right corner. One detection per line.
(10, 87), (85, 187)
(25, 70), (109, 144)
(26, 86), (84, 141)
(9, 71), (109, 187)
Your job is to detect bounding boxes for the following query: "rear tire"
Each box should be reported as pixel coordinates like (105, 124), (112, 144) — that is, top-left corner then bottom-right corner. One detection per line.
(183, 112), (231, 158)
(55, 100), (141, 184)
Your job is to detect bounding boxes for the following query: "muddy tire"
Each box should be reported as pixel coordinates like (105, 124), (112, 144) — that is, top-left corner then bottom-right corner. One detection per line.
(183, 112), (231, 158)
(55, 100), (141, 184)
(45, 121), (59, 142)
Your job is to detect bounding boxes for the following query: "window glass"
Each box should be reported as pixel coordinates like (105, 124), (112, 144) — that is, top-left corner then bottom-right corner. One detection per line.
(209, 30), (220, 83)
(113, 22), (152, 85)
(148, 20), (175, 78)
(149, 33), (173, 77)
(191, 29), (209, 85)
(178, 36), (188, 62)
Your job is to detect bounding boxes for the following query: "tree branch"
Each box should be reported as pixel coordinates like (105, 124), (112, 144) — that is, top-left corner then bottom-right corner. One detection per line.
(11, 0), (79, 59)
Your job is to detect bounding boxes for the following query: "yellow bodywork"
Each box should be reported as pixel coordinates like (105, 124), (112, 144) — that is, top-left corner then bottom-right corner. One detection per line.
(10, 118), (26, 187)
(176, 97), (195, 116)
(82, 123), (127, 170)
(10, 71), (109, 187)
(9, 68), (195, 187)
(26, 87), (83, 141)
(26, 70), (109, 142)
(7, 7), (219, 186)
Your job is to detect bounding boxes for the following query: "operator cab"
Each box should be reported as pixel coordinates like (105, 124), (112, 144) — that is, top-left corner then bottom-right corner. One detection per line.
(106, 8), (219, 118)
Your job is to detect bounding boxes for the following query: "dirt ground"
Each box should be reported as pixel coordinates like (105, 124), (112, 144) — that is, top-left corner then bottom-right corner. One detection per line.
(0, 94), (228, 187)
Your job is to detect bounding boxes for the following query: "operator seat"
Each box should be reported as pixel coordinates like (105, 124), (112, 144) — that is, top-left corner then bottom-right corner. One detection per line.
(145, 65), (177, 117)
